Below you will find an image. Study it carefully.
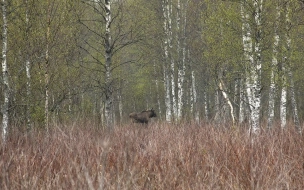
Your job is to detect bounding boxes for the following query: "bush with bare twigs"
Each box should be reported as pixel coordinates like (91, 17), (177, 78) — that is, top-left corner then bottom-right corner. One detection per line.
(0, 122), (303, 189)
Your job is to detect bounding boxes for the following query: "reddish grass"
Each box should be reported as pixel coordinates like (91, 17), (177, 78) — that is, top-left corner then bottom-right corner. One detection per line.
(0, 122), (304, 189)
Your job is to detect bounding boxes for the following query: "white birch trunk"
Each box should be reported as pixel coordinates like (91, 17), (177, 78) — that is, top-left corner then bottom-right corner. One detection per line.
(252, 0), (263, 134)
(25, 0), (32, 130)
(204, 90), (208, 120)
(171, 60), (177, 121)
(177, 61), (185, 120)
(287, 3), (300, 132)
(167, 0), (177, 121)
(177, 0), (188, 121)
(164, 66), (172, 122)
(104, 0), (113, 128)
(241, 1), (253, 127)
(162, 0), (172, 122)
(1, 0), (9, 141)
(280, 1), (292, 129)
(176, 0), (182, 120)
(239, 78), (245, 124)
(288, 70), (301, 132)
(45, 0), (51, 130)
(219, 79), (236, 126)
(268, 2), (280, 129)
(280, 83), (287, 128)
(281, 1), (300, 133)
(241, 0), (263, 134)
(191, 71), (199, 122)
(68, 82), (72, 112)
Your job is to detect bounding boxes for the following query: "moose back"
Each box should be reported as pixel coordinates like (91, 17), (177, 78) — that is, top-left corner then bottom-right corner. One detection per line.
(129, 109), (157, 124)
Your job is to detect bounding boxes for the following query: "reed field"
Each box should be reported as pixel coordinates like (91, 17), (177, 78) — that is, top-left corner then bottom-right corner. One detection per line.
(1, 122), (304, 189)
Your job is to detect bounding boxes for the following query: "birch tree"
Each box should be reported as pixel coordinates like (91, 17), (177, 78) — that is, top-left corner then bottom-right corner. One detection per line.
(288, 70), (301, 132)
(280, 0), (290, 129)
(45, 0), (51, 130)
(104, 0), (113, 128)
(281, 0), (300, 131)
(268, 1), (280, 129)
(176, 0), (187, 121)
(25, 0), (32, 130)
(162, 0), (190, 122)
(162, 0), (173, 122)
(80, 0), (143, 127)
(1, 0), (9, 141)
(241, 0), (263, 134)
(190, 69), (199, 122)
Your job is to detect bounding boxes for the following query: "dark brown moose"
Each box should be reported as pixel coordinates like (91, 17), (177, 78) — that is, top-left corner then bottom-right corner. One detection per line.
(129, 108), (157, 124)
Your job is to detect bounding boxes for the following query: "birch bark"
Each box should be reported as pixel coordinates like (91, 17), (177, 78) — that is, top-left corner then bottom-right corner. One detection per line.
(281, 1), (300, 131)
(280, 1), (291, 129)
(1, 0), (9, 141)
(268, 1), (280, 129)
(219, 79), (236, 126)
(280, 73), (287, 128)
(162, 0), (172, 122)
(204, 90), (209, 120)
(176, 0), (187, 121)
(191, 70), (199, 122)
(25, 0), (32, 130)
(239, 78), (245, 124)
(288, 70), (301, 132)
(167, 0), (177, 121)
(241, 0), (263, 134)
(241, 1), (253, 128)
(45, 0), (51, 131)
(104, 0), (113, 128)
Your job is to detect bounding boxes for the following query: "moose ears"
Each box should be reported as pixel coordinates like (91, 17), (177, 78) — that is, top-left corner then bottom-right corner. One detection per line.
(150, 108), (154, 111)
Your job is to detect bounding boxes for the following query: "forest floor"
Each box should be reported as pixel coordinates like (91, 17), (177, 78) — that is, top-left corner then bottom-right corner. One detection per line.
(1, 121), (304, 189)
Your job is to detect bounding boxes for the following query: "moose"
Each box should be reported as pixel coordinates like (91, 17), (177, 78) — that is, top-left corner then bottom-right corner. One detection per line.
(129, 108), (157, 124)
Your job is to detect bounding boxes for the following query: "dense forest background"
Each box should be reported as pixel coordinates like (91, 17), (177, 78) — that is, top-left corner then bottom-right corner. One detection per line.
(1, 1), (304, 188)
(1, 0), (304, 133)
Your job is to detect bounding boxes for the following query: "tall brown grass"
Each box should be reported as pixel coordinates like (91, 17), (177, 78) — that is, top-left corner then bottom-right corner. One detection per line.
(0, 122), (303, 189)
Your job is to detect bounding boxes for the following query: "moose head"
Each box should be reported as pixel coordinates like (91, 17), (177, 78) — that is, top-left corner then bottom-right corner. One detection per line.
(129, 108), (157, 124)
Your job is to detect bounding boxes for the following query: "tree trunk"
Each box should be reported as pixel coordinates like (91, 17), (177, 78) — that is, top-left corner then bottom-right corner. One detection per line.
(268, 2), (280, 129)
(239, 78), (245, 124)
(167, 0), (177, 121)
(191, 70), (199, 122)
(176, 0), (187, 121)
(280, 1), (292, 129)
(241, 0), (263, 134)
(104, 0), (113, 129)
(280, 76), (287, 128)
(162, 0), (172, 122)
(241, 1), (253, 128)
(154, 61), (162, 120)
(1, 0), (9, 141)
(288, 70), (301, 132)
(219, 79), (236, 126)
(204, 90), (209, 121)
(118, 91), (123, 125)
(25, 0), (32, 130)
(45, 0), (51, 131)
(164, 65), (172, 122)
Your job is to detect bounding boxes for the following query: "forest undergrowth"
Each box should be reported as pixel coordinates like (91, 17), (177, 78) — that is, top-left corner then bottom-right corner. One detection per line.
(0, 121), (304, 189)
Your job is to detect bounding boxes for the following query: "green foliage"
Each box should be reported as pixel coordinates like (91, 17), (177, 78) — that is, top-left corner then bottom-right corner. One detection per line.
(2, 0), (304, 126)
(31, 105), (45, 126)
